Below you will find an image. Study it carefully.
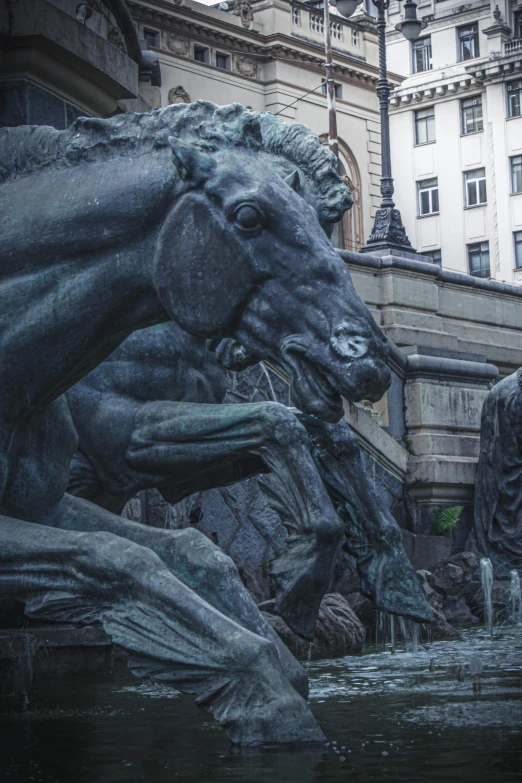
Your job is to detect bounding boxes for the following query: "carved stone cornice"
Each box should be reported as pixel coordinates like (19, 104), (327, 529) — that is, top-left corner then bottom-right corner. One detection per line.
(464, 50), (522, 82)
(129, 0), (384, 87)
(389, 47), (522, 109)
(390, 75), (478, 108)
(386, 1), (490, 41)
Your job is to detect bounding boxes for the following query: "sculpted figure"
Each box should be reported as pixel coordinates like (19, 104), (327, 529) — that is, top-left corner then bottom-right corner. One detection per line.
(66, 327), (434, 629)
(0, 102), (394, 744)
(468, 369), (522, 579)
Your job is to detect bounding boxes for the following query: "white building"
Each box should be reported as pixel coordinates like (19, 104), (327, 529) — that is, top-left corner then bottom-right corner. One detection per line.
(130, 0), (396, 251)
(386, 0), (522, 283)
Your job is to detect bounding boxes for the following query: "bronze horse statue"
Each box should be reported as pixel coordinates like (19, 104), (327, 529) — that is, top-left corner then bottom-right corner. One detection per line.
(0, 102), (392, 745)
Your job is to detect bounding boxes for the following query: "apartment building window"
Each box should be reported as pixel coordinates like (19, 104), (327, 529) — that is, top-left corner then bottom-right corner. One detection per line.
(352, 29), (359, 47)
(292, 6), (301, 26)
(216, 52), (231, 70)
(512, 156), (522, 193)
(418, 178), (439, 215)
(322, 81), (343, 99)
(514, 10), (522, 39)
(412, 36), (432, 73)
(468, 241), (490, 278)
(414, 107), (435, 144)
(310, 13), (324, 34)
(507, 80), (522, 118)
(194, 45), (210, 64)
(464, 168), (487, 206)
(143, 28), (160, 48)
(515, 232), (522, 268)
(461, 96), (483, 133)
(424, 249), (442, 266)
(458, 23), (479, 61)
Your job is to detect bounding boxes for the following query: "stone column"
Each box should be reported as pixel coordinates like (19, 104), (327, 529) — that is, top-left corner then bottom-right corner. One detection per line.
(403, 351), (498, 538)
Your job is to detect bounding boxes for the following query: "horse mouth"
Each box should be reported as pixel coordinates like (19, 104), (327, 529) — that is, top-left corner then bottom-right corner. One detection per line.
(282, 351), (343, 421)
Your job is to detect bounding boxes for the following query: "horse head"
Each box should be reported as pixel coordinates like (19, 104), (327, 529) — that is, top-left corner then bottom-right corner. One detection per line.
(152, 113), (390, 423)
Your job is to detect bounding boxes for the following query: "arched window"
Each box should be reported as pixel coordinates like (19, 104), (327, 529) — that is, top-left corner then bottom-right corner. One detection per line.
(320, 135), (364, 252)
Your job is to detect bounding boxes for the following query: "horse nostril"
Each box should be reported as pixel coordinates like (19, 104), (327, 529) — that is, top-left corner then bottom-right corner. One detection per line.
(331, 325), (369, 359)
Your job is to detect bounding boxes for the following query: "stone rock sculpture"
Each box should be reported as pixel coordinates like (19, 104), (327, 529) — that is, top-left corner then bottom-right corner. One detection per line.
(0, 102), (392, 744)
(468, 369), (522, 579)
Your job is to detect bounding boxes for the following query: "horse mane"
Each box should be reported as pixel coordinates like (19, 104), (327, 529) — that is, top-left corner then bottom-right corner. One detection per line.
(0, 101), (351, 224)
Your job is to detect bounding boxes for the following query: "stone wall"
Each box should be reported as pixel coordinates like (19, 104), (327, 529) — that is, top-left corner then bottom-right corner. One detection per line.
(344, 250), (521, 536)
(0, 0), (160, 127)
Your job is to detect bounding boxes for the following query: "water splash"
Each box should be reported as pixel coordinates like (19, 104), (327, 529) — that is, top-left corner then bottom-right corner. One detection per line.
(480, 557), (494, 636)
(509, 570), (521, 625)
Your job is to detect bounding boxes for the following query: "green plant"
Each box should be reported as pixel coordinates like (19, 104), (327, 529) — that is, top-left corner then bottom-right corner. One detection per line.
(431, 505), (464, 536)
(396, 434), (414, 455)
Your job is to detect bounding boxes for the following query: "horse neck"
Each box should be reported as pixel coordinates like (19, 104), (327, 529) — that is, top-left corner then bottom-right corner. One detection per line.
(1, 241), (167, 423)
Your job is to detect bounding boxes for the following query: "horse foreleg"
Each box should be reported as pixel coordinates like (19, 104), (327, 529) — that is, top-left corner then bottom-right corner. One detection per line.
(122, 400), (344, 640)
(301, 417), (433, 623)
(43, 493), (308, 698)
(0, 514), (324, 745)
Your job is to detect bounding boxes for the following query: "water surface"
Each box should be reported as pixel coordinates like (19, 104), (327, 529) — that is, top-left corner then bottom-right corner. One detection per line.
(1, 626), (521, 783)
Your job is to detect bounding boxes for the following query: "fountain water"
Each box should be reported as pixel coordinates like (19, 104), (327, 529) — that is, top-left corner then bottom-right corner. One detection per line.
(509, 570), (521, 625)
(374, 612), (424, 653)
(480, 557), (494, 635)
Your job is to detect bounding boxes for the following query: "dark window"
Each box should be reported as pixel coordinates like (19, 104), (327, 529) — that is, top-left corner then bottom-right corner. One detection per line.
(458, 24), (479, 61)
(464, 168), (487, 206)
(216, 52), (231, 70)
(321, 81), (343, 99)
(144, 28), (159, 48)
(514, 10), (522, 39)
(461, 96), (483, 133)
(418, 178), (439, 215)
(507, 79), (522, 118)
(468, 241), (490, 278)
(512, 156), (522, 193)
(424, 249), (442, 266)
(515, 232), (522, 268)
(414, 107), (435, 144)
(412, 36), (432, 73)
(194, 45), (210, 64)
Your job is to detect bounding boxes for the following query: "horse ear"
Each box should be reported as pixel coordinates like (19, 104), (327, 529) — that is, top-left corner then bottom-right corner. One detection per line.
(284, 169), (302, 194)
(153, 193), (256, 336)
(168, 138), (213, 185)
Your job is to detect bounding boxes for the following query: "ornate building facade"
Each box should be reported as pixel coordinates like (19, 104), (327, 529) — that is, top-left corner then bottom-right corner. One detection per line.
(387, 0), (522, 283)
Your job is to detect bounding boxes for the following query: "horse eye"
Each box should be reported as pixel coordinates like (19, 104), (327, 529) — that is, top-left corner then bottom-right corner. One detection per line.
(234, 204), (262, 231)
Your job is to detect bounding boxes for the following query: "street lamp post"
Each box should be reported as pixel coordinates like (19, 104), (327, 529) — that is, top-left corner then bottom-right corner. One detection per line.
(330, 0), (426, 256)
(323, 0), (339, 161)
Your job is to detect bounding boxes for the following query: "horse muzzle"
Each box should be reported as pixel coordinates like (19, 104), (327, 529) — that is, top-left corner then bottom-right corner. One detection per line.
(330, 324), (369, 360)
